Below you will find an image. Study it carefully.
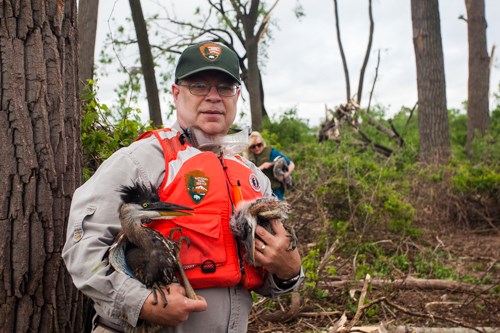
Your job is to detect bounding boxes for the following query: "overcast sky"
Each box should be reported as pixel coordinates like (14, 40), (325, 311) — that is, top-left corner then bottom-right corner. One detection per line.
(94, 0), (500, 127)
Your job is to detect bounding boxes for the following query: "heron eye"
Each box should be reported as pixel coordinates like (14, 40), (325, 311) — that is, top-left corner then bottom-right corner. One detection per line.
(143, 203), (148, 208)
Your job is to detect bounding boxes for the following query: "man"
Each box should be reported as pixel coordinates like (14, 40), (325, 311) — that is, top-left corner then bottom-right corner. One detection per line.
(62, 41), (303, 332)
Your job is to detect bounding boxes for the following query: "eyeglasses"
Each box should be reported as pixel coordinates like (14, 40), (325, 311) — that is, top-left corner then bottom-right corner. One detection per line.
(177, 82), (240, 97)
(249, 143), (263, 150)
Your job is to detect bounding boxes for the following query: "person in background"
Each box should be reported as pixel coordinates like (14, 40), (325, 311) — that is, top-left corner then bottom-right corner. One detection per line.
(246, 131), (295, 200)
(62, 41), (303, 333)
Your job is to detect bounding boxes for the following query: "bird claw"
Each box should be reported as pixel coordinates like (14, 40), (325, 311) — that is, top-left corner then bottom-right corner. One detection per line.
(168, 228), (191, 249)
(151, 283), (170, 308)
(169, 227), (183, 240)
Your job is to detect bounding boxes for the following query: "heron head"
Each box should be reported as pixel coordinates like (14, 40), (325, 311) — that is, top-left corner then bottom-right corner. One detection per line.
(118, 181), (193, 224)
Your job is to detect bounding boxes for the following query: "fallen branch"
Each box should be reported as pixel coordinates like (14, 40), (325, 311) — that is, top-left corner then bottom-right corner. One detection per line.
(383, 299), (485, 333)
(391, 327), (499, 333)
(260, 291), (302, 323)
(298, 311), (343, 318)
(320, 276), (494, 293)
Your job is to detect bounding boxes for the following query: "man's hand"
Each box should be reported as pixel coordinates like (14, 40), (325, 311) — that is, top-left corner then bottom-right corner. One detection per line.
(253, 219), (301, 281)
(139, 284), (207, 327)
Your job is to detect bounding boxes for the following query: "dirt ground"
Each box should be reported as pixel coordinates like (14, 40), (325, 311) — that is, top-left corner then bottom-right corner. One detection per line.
(247, 193), (500, 333)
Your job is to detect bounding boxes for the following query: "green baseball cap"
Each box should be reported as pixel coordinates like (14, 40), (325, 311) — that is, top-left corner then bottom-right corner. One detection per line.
(175, 42), (241, 83)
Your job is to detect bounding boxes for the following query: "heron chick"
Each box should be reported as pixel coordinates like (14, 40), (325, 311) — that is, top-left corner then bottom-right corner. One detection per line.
(106, 181), (197, 332)
(230, 197), (297, 266)
(273, 156), (293, 190)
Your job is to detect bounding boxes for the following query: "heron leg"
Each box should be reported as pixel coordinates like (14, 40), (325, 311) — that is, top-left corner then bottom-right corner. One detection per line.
(286, 227), (297, 251)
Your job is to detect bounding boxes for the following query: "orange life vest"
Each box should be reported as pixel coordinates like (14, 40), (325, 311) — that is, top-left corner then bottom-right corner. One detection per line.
(136, 128), (266, 290)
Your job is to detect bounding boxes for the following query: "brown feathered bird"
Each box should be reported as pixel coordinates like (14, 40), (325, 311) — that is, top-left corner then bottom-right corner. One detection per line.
(230, 197), (297, 266)
(107, 181), (196, 332)
(273, 156), (293, 190)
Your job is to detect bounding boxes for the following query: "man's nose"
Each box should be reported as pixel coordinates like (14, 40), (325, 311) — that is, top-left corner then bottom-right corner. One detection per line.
(206, 85), (221, 98)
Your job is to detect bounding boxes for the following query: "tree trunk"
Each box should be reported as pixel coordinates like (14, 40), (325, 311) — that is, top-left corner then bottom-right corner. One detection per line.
(258, 70), (269, 118)
(245, 36), (264, 130)
(0, 0), (84, 332)
(78, 0), (100, 95)
(333, 0), (351, 103)
(228, 0), (278, 130)
(411, 0), (451, 164)
(129, 0), (163, 128)
(465, 0), (490, 153)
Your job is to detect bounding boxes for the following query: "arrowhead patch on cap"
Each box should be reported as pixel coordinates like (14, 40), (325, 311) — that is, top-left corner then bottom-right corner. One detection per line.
(199, 43), (222, 61)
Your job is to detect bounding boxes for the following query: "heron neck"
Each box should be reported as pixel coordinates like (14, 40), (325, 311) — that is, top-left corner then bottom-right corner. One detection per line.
(121, 217), (153, 250)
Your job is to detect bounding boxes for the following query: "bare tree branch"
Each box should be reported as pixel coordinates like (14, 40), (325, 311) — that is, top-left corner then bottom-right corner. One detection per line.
(356, 0), (374, 105)
(333, 0), (351, 102)
(367, 49), (381, 114)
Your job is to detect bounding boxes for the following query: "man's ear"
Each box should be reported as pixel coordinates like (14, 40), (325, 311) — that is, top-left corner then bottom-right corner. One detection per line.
(172, 84), (180, 101)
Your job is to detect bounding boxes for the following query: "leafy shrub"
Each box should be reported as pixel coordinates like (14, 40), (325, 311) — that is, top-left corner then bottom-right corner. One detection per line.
(81, 80), (151, 180)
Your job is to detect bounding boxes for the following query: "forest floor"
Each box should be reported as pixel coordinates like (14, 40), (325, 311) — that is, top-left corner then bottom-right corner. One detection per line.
(247, 188), (500, 333)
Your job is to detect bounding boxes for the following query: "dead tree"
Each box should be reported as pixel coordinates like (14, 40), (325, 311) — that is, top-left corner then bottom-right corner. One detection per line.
(319, 1), (401, 156)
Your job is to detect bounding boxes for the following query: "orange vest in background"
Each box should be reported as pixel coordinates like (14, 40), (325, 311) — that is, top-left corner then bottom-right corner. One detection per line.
(136, 128), (265, 290)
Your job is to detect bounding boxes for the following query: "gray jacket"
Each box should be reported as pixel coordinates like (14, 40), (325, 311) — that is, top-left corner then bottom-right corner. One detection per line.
(62, 126), (304, 332)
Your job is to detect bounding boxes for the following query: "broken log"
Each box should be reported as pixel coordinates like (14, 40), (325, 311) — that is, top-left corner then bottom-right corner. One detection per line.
(320, 276), (494, 293)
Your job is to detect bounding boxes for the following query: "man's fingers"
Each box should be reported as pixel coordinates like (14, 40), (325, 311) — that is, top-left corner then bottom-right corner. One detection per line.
(270, 219), (287, 236)
(185, 296), (208, 312)
(167, 283), (186, 296)
(256, 219), (285, 240)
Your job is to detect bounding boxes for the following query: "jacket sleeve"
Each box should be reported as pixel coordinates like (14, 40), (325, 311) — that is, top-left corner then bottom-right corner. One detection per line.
(62, 138), (165, 326)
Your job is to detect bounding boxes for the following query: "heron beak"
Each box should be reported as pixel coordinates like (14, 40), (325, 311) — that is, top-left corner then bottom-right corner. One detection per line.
(243, 217), (258, 265)
(144, 201), (194, 216)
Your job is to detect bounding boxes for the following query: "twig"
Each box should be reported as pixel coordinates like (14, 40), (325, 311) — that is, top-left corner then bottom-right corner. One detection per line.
(340, 274), (372, 333)
(329, 312), (348, 333)
(299, 311), (343, 318)
(383, 298), (483, 333)
(317, 239), (340, 277)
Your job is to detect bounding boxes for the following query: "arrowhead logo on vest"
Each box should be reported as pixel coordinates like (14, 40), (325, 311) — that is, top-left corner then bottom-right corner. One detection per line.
(185, 170), (210, 204)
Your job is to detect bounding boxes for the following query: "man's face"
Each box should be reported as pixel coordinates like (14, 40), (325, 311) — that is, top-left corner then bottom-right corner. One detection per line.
(172, 70), (240, 136)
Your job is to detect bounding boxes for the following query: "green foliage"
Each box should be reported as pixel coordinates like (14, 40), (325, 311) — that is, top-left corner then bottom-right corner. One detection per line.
(260, 108), (317, 149)
(463, 106), (500, 163)
(414, 250), (457, 280)
(448, 108), (468, 147)
(451, 162), (500, 195)
(81, 80), (151, 180)
(257, 98), (500, 308)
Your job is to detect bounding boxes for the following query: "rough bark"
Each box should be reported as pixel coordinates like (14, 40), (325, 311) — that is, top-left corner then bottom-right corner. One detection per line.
(78, 0), (100, 94)
(129, 0), (163, 128)
(465, 0), (490, 153)
(411, 0), (451, 164)
(0, 0), (83, 332)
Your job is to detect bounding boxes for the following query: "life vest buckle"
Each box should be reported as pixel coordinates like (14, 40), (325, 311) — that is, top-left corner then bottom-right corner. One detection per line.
(201, 259), (217, 273)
